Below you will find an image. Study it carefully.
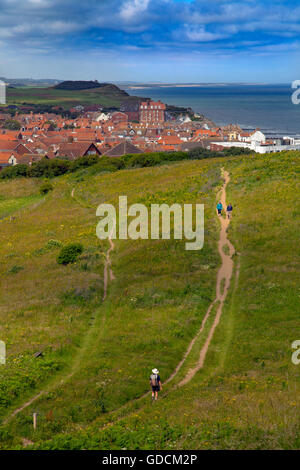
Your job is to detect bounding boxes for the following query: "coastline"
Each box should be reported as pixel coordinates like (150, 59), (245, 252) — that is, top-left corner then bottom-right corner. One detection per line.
(127, 84), (228, 89)
(124, 83), (299, 135)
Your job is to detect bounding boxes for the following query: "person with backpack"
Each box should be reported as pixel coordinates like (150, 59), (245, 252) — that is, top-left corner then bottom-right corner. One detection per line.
(226, 203), (233, 219)
(217, 201), (223, 215)
(150, 368), (162, 401)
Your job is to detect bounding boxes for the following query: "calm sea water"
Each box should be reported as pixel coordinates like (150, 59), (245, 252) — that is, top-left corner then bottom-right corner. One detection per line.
(124, 84), (300, 136)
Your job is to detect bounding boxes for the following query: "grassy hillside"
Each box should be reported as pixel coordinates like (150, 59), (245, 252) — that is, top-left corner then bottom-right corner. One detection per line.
(5, 83), (130, 109)
(0, 152), (299, 449)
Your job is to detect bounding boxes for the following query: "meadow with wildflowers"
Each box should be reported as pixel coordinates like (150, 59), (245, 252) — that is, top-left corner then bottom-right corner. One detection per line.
(0, 152), (299, 449)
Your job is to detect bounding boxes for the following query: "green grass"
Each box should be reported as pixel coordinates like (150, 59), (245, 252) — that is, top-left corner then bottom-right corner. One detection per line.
(5, 86), (129, 109)
(0, 194), (43, 219)
(0, 152), (299, 449)
(0, 159), (221, 447)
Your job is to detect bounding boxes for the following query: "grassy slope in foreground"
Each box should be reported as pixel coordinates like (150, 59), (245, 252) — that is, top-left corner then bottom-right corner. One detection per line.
(0, 159), (222, 448)
(20, 151), (299, 451)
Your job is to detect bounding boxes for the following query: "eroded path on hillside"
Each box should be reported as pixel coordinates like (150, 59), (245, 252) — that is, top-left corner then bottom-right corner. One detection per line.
(84, 169), (237, 430)
(177, 169), (235, 386)
(85, 169), (237, 430)
(71, 186), (116, 300)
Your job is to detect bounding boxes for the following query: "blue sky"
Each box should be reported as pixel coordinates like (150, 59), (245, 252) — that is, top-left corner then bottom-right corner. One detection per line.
(0, 0), (299, 82)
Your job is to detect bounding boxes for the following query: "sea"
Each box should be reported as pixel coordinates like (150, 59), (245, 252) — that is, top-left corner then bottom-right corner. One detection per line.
(123, 84), (300, 137)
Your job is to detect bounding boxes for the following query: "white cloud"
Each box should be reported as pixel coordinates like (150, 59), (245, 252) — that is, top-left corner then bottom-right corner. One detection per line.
(46, 20), (81, 33)
(182, 25), (227, 42)
(120, 0), (150, 21)
(27, 0), (51, 6)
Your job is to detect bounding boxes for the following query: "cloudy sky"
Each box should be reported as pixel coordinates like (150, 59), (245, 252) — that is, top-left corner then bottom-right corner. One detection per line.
(0, 0), (299, 82)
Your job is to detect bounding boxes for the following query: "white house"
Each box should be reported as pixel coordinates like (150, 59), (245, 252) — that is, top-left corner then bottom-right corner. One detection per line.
(250, 130), (266, 145)
(96, 112), (110, 122)
(210, 140), (300, 154)
(284, 136), (300, 146)
(238, 129), (266, 144)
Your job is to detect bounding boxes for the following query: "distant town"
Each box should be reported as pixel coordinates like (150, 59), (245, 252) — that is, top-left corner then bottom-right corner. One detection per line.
(1, 88), (300, 170)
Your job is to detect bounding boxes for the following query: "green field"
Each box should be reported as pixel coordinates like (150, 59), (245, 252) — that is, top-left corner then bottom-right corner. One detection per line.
(4, 85), (130, 109)
(0, 152), (299, 449)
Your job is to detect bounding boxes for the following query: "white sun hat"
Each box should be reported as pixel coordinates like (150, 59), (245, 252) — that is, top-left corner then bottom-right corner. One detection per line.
(152, 368), (159, 374)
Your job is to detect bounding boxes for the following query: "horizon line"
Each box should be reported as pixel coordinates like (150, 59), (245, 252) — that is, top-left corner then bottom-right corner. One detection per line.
(0, 77), (293, 86)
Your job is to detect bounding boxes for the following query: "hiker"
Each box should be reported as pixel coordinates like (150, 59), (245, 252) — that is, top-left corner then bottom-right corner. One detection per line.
(227, 203), (233, 219)
(217, 201), (223, 215)
(150, 368), (162, 401)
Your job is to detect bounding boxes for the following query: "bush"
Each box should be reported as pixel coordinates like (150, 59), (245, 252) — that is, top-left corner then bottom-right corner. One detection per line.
(223, 146), (253, 156)
(57, 243), (84, 265)
(0, 164), (28, 180)
(71, 154), (100, 170)
(30, 158), (71, 178)
(40, 180), (54, 194)
(0, 147), (257, 182)
(45, 239), (62, 249)
(7, 265), (24, 274)
(122, 151), (188, 168)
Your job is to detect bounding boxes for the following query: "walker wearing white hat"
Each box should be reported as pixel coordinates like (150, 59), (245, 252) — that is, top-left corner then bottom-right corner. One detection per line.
(150, 368), (162, 401)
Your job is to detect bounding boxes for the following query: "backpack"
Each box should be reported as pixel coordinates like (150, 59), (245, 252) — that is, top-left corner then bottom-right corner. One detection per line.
(150, 374), (158, 386)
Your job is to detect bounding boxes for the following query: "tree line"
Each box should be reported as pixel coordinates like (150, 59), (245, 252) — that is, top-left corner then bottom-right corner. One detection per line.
(0, 147), (253, 180)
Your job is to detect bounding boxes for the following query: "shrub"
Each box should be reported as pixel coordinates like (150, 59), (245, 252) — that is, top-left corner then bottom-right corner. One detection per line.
(70, 154), (100, 170)
(0, 164), (28, 180)
(46, 239), (62, 249)
(83, 156), (125, 175)
(29, 158), (71, 178)
(7, 265), (24, 274)
(40, 180), (54, 194)
(57, 243), (84, 265)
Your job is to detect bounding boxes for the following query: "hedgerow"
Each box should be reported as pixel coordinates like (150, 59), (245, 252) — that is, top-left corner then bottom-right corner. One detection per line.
(0, 147), (254, 181)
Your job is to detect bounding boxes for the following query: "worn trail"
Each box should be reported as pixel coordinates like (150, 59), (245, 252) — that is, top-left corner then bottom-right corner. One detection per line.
(86, 169), (237, 429)
(178, 169), (235, 386)
(2, 188), (116, 425)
